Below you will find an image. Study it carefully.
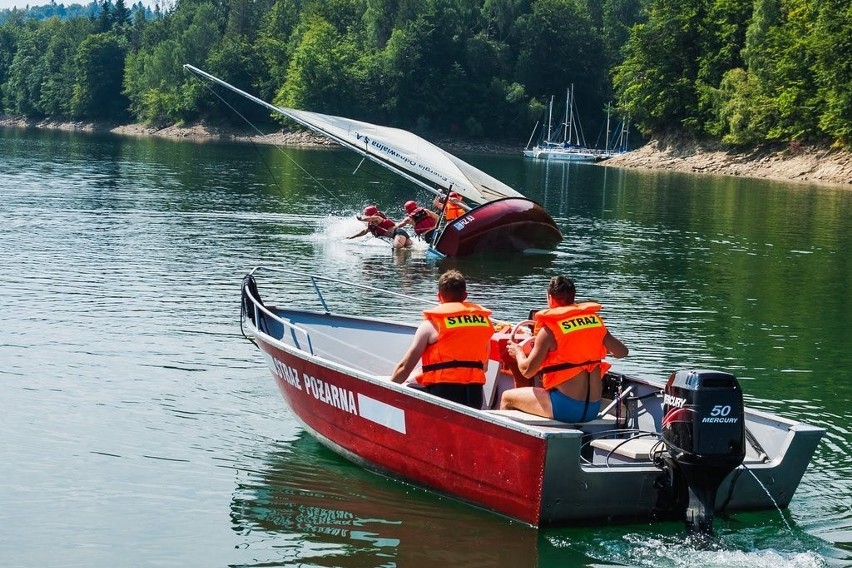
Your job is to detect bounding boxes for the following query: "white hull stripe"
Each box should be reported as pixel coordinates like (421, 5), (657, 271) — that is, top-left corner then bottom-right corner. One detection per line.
(357, 393), (406, 434)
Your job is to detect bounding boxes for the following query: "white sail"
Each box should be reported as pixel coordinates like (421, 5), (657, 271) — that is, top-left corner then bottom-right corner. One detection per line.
(185, 65), (523, 205)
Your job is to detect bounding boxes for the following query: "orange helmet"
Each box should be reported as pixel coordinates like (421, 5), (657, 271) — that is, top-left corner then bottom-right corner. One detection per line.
(404, 200), (417, 214)
(363, 205), (378, 216)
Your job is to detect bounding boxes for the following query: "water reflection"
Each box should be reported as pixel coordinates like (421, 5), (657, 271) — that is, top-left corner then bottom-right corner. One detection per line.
(231, 434), (541, 568)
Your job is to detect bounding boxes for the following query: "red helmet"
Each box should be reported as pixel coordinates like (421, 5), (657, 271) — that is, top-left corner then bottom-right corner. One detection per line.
(363, 205), (378, 216)
(449, 191), (461, 199)
(404, 200), (417, 214)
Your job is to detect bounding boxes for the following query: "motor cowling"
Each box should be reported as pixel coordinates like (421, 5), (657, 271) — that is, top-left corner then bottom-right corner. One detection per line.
(662, 369), (745, 534)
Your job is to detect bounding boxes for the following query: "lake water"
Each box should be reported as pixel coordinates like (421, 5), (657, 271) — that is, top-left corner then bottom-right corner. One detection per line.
(1, 127), (850, 567)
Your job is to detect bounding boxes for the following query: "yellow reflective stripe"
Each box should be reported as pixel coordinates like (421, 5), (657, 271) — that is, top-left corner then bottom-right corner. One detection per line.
(444, 314), (491, 328)
(557, 315), (602, 334)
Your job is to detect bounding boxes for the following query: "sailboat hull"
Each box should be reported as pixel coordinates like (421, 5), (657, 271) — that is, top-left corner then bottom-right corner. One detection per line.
(434, 198), (562, 256)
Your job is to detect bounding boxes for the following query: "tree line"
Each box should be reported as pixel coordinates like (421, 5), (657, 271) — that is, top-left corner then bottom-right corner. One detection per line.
(0, 0), (849, 148)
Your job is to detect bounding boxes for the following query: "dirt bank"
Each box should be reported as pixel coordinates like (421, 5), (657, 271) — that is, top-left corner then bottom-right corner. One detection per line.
(603, 135), (851, 186)
(3, 116), (850, 186)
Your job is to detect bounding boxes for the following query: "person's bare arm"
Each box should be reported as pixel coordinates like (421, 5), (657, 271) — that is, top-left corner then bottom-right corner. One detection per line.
(394, 216), (413, 230)
(347, 226), (368, 239)
(390, 321), (437, 383)
(507, 327), (554, 378)
(603, 332), (628, 358)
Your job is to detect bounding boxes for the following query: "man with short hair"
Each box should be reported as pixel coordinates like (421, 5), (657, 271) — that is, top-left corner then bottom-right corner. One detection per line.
(390, 270), (494, 409)
(500, 275), (628, 422)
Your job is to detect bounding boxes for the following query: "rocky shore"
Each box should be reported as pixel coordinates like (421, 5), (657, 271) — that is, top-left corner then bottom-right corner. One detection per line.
(602, 134), (851, 186)
(3, 115), (850, 186)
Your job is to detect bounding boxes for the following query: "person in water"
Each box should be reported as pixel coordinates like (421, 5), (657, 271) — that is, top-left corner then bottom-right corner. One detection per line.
(395, 200), (440, 244)
(348, 205), (411, 248)
(390, 269), (494, 409)
(499, 275), (628, 423)
(433, 190), (467, 222)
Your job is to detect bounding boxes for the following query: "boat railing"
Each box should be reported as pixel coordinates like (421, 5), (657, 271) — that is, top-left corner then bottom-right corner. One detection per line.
(248, 266), (438, 311)
(242, 266), (436, 370)
(241, 276), (315, 353)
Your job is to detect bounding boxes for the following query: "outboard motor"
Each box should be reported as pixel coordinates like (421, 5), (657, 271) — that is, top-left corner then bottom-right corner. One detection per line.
(662, 369), (745, 534)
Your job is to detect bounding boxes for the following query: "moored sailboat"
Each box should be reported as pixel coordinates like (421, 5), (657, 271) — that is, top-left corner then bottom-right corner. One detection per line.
(524, 85), (607, 162)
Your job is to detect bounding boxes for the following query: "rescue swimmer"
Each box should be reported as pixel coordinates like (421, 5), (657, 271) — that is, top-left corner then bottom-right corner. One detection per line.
(390, 269), (494, 409)
(500, 275), (628, 423)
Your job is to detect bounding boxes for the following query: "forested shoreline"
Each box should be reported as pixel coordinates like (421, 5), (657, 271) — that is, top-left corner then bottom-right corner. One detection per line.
(1, 0), (850, 152)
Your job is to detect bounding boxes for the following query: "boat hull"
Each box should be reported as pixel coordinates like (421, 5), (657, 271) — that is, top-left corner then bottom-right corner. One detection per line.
(433, 197), (562, 256)
(524, 146), (601, 162)
(255, 335), (550, 525)
(241, 270), (825, 527)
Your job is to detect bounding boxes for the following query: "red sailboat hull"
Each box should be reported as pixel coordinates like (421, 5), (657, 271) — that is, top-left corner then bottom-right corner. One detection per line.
(434, 197), (562, 256)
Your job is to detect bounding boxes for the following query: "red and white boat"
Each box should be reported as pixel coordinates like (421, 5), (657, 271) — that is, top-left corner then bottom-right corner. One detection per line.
(185, 65), (562, 257)
(241, 267), (824, 531)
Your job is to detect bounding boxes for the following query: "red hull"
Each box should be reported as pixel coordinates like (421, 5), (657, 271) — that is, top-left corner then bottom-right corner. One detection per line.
(434, 197), (562, 256)
(257, 340), (548, 525)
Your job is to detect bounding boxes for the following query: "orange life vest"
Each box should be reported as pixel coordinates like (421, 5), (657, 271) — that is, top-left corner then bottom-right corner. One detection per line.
(417, 302), (494, 385)
(439, 198), (465, 221)
(534, 302), (611, 390)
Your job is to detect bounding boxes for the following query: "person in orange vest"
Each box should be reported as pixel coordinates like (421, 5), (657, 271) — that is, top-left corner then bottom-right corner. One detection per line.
(390, 269), (494, 409)
(394, 200), (440, 244)
(432, 190), (467, 222)
(348, 205), (411, 248)
(499, 275), (628, 422)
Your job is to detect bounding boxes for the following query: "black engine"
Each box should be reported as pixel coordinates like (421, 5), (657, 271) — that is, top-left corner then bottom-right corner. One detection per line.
(660, 369), (745, 533)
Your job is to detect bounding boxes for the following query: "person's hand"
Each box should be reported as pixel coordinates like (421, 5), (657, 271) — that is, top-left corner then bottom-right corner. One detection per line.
(506, 342), (521, 359)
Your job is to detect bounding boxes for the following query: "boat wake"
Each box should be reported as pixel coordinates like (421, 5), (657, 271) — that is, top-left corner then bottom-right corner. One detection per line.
(558, 531), (829, 568)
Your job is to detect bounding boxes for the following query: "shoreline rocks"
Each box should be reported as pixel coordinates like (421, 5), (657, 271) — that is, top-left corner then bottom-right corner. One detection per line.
(2, 115), (849, 186)
(602, 134), (851, 186)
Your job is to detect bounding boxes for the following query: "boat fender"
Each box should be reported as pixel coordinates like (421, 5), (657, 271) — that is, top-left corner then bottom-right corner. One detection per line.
(240, 274), (264, 326)
(240, 274), (270, 336)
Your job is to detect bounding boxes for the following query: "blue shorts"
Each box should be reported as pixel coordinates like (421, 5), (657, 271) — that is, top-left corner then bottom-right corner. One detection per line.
(549, 390), (601, 423)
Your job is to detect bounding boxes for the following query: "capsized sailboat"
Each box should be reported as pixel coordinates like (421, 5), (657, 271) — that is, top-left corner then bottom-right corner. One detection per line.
(184, 65), (562, 257)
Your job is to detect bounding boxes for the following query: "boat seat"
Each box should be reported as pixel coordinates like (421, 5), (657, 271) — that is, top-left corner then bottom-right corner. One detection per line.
(485, 409), (617, 432)
(589, 436), (663, 463)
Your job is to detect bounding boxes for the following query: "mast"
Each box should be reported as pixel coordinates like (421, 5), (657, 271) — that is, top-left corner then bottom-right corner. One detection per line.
(563, 87), (570, 143)
(567, 84), (575, 145)
(546, 95), (554, 143)
(525, 121), (539, 150)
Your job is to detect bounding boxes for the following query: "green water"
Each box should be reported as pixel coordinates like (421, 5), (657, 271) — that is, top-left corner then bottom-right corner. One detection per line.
(1, 127), (849, 567)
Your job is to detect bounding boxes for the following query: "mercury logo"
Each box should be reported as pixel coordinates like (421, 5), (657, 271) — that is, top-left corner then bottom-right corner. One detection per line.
(663, 393), (687, 409)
